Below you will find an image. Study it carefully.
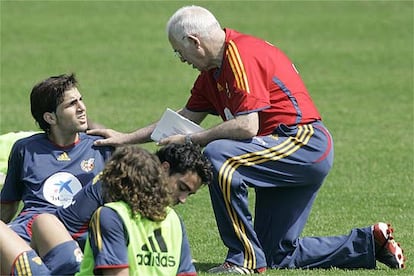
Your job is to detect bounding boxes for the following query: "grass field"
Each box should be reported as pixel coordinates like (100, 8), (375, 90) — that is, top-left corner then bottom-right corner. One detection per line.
(1, 1), (413, 275)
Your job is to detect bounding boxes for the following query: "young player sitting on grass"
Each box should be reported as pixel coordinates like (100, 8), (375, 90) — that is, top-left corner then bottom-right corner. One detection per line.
(0, 74), (113, 243)
(0, 146), (203, 276)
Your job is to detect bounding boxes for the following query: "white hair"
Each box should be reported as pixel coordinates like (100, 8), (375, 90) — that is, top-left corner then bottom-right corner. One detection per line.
(166, 5), (222, 46)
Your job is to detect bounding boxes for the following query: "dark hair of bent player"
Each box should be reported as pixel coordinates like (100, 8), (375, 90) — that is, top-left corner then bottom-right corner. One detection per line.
(155, 143), (213, 185)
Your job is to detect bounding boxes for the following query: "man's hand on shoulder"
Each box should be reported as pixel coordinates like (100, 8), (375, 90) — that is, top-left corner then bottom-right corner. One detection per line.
(87, 129), (126, 147)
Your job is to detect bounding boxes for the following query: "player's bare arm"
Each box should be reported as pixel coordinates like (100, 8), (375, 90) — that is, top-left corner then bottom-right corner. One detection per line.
(0, 202), (20, 223)
(160, 111), (259, 147)
(87, 123), (157, 147)
(177, 107), (208, 125)
(192, 112), (259, 146)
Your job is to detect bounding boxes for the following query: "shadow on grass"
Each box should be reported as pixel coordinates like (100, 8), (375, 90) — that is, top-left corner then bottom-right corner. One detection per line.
(194, 262), (221, 272)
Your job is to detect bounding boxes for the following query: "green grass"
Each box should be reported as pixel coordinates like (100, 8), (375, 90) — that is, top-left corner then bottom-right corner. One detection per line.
(1, 1), (413, 275)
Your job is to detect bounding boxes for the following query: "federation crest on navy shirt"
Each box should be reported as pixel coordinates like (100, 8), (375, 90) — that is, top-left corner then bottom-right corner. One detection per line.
(81, 158), (95, 172)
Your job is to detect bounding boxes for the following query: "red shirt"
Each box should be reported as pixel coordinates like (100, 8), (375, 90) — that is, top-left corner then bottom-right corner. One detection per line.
(186, 28), (321, 136)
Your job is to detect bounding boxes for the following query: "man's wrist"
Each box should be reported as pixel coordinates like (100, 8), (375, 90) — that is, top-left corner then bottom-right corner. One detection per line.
(185, 134), (193, 145)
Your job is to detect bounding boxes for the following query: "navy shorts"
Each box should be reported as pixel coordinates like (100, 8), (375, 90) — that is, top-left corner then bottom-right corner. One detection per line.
(8, 211), (38, 242)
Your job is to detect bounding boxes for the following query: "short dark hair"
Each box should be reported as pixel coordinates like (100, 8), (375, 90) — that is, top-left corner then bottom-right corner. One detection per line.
(30, 73), (78, 132)
(155, 143), (212, 185)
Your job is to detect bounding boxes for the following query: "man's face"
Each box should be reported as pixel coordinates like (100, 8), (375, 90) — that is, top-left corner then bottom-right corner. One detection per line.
(53, 87), (88, 134)
(168, 170), (203, 205)
(169, 36), (211, 72)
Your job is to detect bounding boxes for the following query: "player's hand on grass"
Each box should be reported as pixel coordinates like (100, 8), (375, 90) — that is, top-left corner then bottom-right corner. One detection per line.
(87, 128), (127, 147)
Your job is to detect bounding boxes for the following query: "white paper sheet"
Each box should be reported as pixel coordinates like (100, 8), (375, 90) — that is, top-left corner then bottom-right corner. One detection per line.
(151, 108), (204, 142)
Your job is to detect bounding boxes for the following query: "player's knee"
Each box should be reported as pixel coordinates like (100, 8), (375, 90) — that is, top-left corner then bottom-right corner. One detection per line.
(42, 240), (83, 275)
(32, 213), (61, 234)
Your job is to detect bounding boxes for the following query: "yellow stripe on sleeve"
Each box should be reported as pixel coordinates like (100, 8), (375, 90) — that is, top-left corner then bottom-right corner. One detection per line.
(227, 41), (250, 93)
